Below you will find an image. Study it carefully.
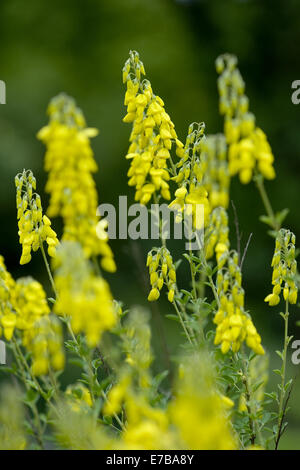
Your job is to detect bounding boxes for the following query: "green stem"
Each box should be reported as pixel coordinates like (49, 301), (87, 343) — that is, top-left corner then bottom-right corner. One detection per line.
(255, 175), (280, 231)
(11, 338), (46, 448)
(275, 299), (290, 449)
(40, 241), (58, 297)
(172, 293), (196, 347)
(241, 354), (256, 446)
(207, 274), (220, 309)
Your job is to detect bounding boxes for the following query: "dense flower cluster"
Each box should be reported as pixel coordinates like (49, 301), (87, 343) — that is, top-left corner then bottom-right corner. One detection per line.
(200, 134), (230, 209)
(123, 51), (184, 205)
(169, 122), (211, 229)
(0, 255), (17, 340)
(169, 355), (237, 450)
(205, 207), (230, 262)
(264, 229), (298, 306)
(216, 54), (275, 184)
(37, 94), (116, 272)
(15, 170), (59, 265)
(146, 246), (176, 302)
(54, 242), (116, 347)
(214, 251), (264, 355)
(0, 256), (65, 376)
(14, 277), (50, 330)
(22, 314), (65, 376)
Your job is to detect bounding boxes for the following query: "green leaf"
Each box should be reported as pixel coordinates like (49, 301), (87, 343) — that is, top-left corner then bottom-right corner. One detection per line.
(165, 314), (180, 323)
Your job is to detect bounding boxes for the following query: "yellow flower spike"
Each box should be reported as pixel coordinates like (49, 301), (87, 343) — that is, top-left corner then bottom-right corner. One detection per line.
(216, 54), (276, 184)
(123, 51), (183, 205)
(37, 93), (116, 272)
(15, 170), (59, 266)
(214, 250), (264, 355)
(146, 247), (177, 303)
(265, 229), (298, 307)
(53, 242), (116, 347)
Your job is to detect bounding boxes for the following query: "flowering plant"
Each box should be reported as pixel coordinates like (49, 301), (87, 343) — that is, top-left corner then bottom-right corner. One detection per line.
(0, 51), (298, 451)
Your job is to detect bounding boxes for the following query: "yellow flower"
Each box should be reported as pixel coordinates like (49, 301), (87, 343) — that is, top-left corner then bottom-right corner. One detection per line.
(22, 314), (65, 376)
(15, 170), (59, 265)
(265, 229), (298, 307)
(205, 207), (230, 264)
(214, 251), (264, 355)
(169, 354), (237, 449)
(216, 54), (276, 184)
(37, 93), (116, 272)
(54, 242), (116, 347)
(147, 247), (176, 303)
(123, 51), (183, 205)
(170, 122), (211, 229)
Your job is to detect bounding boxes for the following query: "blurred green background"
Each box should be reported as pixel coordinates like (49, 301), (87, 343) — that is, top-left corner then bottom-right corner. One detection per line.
(1, 0), (300, 449)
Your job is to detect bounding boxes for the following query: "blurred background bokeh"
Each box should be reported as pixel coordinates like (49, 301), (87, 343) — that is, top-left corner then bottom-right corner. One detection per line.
(1, 0), (300, 449)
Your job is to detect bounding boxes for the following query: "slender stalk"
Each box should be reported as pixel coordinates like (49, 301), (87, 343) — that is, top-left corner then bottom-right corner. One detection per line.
(40, 241), (58, 297)
(241, 355), (256, 446)
(11, 338), (46, 448)
(275, 299), (290, 450)
(172, 289), (197, 347)
(207, 274), (220, 309)
(255, 175), (280, 231)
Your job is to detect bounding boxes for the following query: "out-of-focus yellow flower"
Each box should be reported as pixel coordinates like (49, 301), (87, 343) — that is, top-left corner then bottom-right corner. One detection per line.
(54, 242), (116, 347)
(37, 93), (116, 272)
(0, 385), (27, 450)
(15, 170), (59, 265)
(0, 256), (17, 340)
(169, 354), (237, 450)
(122, 394), (175, 450)
(14, 277), (50, 330)
(66, 383), (93, 412)
(216, 54), (276, 184)
(123, 51), (184, 205)
(22, 314), (65, 376)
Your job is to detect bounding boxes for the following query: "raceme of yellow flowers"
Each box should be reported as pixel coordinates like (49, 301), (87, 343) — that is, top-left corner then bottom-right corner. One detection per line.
(146, 246), (177, 302)
(16, 170), (59, 265)
(169, 122), (211, 230)
(200, 134), (230, 210)
(264, 229), (298, 306)
(216, 54), (276, 184)
(122, 50), (184, 205)
(214, 251), (265, 355)
(53, 242), (116, 347)
(205, 207), (230, 262)
(37, 93), (116, 272)
(0, 256), (65, 375)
